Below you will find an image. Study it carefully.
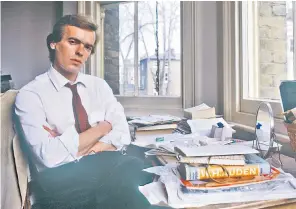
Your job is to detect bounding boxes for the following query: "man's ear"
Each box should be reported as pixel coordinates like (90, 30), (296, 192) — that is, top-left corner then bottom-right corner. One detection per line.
(50, 43), (56, 50)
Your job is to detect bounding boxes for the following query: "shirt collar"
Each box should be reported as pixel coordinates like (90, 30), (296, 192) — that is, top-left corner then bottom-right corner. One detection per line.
(48, 65), (88, 91)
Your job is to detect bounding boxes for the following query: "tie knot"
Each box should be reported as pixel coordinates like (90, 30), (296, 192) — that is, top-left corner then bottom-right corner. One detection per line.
(65, 83), (78, 93)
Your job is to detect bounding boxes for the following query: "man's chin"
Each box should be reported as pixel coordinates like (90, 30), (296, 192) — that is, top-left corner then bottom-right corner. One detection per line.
(66, 65), (82, 73)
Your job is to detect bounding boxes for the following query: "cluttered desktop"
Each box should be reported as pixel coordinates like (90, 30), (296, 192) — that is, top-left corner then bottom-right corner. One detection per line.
(126, 102), (296, 209)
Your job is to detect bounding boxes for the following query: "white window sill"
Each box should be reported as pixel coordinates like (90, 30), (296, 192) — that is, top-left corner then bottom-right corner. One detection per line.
(230, 122), (291, 145)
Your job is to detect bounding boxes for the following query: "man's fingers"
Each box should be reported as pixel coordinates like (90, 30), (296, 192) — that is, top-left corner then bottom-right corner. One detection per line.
(106, 145), (116, 151)
(87, 150), (96, 155)
(43, 125), (52, 132)
(87, 141), (116, 154)
(43, 125), (59, 137)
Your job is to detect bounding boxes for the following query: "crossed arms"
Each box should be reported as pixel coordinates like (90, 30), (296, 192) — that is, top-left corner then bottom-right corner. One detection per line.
(15, 81), (131, 168)
(43, 121), (116, 156)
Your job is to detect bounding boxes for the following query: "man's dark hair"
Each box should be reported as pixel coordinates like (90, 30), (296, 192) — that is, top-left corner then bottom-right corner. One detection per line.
(46, 14), (98, 63)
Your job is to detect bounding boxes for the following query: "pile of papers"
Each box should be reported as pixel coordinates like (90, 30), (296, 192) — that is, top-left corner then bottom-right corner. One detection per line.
(141, 163), (296, 208)
(140, 139), (296, 208)
(128, 115), (181, 127)
(127, 115), (181, 134)
(132, 112), (296, 208)
(143, 134), (232, 157)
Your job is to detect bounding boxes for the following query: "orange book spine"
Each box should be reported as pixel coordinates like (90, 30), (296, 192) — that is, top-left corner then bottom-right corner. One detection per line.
(186, 165), (260, 180)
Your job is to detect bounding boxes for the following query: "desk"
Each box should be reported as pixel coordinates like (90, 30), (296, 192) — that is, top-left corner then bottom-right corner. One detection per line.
(134, 132), (296, 209)
(188, 199), (296, 209)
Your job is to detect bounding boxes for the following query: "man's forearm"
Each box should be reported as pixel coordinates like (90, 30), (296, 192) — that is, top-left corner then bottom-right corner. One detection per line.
(77, 126), (103, 156)
(77, 121), (112, 156)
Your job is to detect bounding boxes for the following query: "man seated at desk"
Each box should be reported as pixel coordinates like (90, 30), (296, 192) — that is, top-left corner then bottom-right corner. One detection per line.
(15, 14), (169, 209)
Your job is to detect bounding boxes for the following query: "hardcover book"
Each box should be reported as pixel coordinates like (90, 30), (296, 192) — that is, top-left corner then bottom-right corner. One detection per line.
(178, 154), (270, 180)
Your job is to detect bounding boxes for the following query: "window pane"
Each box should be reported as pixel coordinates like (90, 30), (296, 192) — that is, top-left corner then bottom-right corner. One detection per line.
(102, 1), (181, 97)
(242, 1), (294, 100)
(138, 1), (181, 96)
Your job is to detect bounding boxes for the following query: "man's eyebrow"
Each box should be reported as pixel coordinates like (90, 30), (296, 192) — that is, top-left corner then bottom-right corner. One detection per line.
(68, 37), (81, 42)
(68, 37), (94, 48)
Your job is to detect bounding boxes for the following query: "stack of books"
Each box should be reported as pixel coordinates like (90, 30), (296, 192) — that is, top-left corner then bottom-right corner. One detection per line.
(174, 144), (279, 193)
(128, 115), (181, 135)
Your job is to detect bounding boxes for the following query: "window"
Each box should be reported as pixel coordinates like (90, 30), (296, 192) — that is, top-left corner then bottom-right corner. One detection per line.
(79, 1), (202, 113)
(223, 1), (296, 135)
(101, 1), (181, 97)
(241, 1), (294, 102)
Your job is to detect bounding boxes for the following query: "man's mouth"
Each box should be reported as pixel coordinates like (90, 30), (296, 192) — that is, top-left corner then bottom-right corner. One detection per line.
(71, 59), (82, 64)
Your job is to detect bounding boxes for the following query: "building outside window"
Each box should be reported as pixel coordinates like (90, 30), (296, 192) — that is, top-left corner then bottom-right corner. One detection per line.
(101, 1), (181, 98)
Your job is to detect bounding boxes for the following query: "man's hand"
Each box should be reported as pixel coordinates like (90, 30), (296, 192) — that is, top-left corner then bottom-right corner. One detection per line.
(87, 141), (116, 154)
(43, 125), (60, 137)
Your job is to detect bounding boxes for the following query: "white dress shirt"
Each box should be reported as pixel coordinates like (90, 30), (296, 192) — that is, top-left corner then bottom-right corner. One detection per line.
(15, 66), (131, 171)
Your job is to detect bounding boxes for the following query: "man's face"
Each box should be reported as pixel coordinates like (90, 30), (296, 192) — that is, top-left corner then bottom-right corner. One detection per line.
(51, 25), (95, 75)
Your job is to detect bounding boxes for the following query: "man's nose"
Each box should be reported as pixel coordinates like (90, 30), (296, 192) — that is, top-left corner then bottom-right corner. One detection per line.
(75, 44), (84, 57)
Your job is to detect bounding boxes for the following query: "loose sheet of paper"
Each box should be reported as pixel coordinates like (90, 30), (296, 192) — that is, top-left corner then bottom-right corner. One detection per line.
(138, 182), (168, 205)
(187, 118), (235, 136)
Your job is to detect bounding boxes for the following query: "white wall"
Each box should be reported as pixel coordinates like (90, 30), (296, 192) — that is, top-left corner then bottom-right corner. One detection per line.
(194, 2), (221, 114)
(63, 2), (78, 16)
(1, 1), (77, 89)
(216, 2), (224, 115)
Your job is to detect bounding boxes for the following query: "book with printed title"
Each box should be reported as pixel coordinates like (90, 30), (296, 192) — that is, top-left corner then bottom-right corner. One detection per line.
(180, 167), (281, 190)
(178, 154), (271, 180)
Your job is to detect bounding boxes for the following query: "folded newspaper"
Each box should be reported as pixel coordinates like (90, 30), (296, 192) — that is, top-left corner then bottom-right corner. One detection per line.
(144, 135), (232, 157)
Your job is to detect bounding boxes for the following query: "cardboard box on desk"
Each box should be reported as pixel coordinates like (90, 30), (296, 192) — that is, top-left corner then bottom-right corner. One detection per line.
(184, 107), (216, 119)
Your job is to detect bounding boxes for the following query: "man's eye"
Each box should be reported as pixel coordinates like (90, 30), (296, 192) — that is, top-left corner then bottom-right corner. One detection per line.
(69, 39), (78, 45)
(85, 45), (93, 52)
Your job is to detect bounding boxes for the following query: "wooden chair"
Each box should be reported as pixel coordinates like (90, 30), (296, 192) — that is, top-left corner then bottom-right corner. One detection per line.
(1, 90), (30, 209)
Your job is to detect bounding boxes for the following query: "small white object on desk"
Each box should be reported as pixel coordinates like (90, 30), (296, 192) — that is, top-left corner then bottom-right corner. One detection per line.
(187, 118), (235, 137)
(210, 122), (233, 141)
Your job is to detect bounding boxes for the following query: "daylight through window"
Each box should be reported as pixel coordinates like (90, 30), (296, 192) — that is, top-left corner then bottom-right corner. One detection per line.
(102, 1), (181, 97)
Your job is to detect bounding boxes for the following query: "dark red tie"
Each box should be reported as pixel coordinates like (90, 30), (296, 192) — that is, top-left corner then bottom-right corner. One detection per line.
(65, 83), (91, 133)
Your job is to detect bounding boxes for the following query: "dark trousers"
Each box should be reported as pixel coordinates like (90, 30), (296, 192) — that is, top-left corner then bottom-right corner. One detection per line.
(29, 149), (169, 209)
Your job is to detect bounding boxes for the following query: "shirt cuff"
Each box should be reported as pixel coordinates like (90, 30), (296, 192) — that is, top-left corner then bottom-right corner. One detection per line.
(99, 132), (126, 151)
(58, 125), (79, 160)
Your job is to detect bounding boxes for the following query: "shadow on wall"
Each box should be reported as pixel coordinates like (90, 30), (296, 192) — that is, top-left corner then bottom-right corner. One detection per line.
(1, 1), (64, 89)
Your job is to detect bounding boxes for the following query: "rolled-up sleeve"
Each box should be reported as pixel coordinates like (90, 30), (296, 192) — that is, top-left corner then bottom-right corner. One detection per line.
(15, 90), (80, 168)
(99, 81), (131, 150)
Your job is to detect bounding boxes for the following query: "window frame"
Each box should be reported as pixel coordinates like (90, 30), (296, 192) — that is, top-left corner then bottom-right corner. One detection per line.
(223, 1), (291, 136)
(101, 1), (183, 112)
(239, 1), (286, 116)
(78, 1), (202, 114)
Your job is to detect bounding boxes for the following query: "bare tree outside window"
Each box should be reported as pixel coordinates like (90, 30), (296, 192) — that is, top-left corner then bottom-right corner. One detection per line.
(103, 1), (181, 97)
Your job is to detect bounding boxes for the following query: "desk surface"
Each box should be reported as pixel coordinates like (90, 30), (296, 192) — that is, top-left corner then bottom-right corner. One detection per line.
(188, 198), (296, 209)
(135, 132), (296, 209)
(155, 155), (296, 209)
